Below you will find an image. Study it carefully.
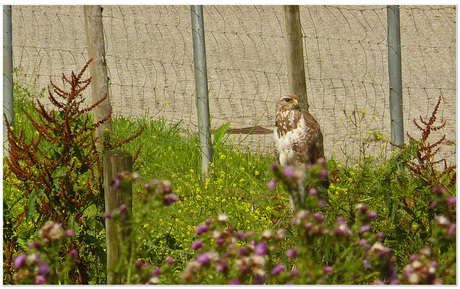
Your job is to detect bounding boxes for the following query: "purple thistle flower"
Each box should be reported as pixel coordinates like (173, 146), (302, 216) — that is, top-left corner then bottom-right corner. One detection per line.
(28, 241), (41, 250)
(236, 230), (245, 240)
(276, 228), (285, 239)
(195, 224), (208, 236)
(35, 275), (46, 285)
(447, 224), (456, 237)
(419, 247), (431, 257)
(164, 194), (178, 206)
(272, 263), (285, 276)
(65, 229), (74, 238)
(135, 259), (144, 269)
(216, 237), (225, 246)
(336, 216), (345, 224)
(308, 188), (318, 196)
(446, 196), (456, 206)
(304, 221), (313, 230)
(354, 203), (368, 214)
(323, 266), (333, 275)
(359, 224), (371, 234)
(317, 199), (326, 209)
(144, 183), (150, 190)
(196, 253), (210, 264)
(150, 179), (159, 186)
(151, 267), (161, 277)
(13, 253), (26, 269)
(217, 213), (229, 223)
(103, 211), (111, 219)
(270, 162), (279, 172)
(375, 232), (385, 240)
(37, 262), (50, 275)
(362, 259), (372, 269)
(334, 223), (353, 237)
(112, 178), (121, 190)
(435, 215), (451, 227)
(267, 179), (277, 190)
(430, 200), (439, 209)
(254, 273), (267, 284)
(367, 211), (377, 219)
(254, 241), (269, 256)
(69, 249), (78, 258)
(319, 168), (328, 179)
(261, 229), (274, 240)
(192, 239), (203, 250)
(227, 226), (234, 234)
(229, 278), (241, 285)
(27, 252), (43, 266)
(283, 166), (295, 179)
(286, 247), (298, 258)
(390, 279), (401, 285)
(431, 185), (444, 195)
(238, 246), (249, 256)
(379, 247), (391, 257)
(290, 268), (300, 277)
(316, 157), (327, 166)
(162, 182), (173, 195)
(119, 204), (128, 213)
(386, 265), (398, 282)
(214, 260), (228, 273)
(313, 212), (325, 223)
(429, 260), (438, 271)
(165, 256), (174, 265)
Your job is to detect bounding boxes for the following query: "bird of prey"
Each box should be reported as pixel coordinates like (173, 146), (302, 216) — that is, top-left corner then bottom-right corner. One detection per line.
(274, 94), (328, 211)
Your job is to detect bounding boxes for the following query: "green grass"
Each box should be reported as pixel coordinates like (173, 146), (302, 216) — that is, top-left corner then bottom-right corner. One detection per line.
(111, 114), (291, 263)
(4, 84), (456, 284)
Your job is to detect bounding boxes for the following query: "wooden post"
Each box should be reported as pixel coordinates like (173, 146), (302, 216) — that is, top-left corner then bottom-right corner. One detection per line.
(84, 5), (112, 151)
(103, 150), (133, 285)
(283, 5), (309, 110)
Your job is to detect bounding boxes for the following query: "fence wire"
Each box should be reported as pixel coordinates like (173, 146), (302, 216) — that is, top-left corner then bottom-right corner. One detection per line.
(11, 5), (456, 165)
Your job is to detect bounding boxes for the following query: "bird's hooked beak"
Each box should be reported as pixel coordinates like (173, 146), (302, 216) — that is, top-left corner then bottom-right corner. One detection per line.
(292, 98), (300, 109)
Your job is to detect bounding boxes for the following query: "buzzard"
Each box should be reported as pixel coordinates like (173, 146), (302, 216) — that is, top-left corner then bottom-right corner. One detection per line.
(274, 94), (328, 211)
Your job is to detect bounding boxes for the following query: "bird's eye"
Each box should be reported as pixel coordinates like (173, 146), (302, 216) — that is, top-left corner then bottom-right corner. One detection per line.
(284, 98), (290, 102)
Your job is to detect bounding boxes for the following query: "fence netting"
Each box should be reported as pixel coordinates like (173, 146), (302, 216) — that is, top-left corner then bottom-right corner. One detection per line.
(11, 5), (456, 164)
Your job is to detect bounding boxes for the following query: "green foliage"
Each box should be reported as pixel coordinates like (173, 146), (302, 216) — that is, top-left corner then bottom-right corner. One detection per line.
(5, 77), (455, 284)
(3, 60), (142, 284)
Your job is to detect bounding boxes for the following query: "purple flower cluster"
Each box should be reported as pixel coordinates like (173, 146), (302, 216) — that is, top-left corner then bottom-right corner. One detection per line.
(13, 221), (76, 284)
(180, 213), (297, 285)
(402, 247), (442, 284)
(105, 178), (178, 221)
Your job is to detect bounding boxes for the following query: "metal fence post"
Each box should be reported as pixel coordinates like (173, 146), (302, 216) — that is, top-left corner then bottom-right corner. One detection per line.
(3, 5), (14, 156)
(387, 5), (404, 150)
(191, 5), (213, 181)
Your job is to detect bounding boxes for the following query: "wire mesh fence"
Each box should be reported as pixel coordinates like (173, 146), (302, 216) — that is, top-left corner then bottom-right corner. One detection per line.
(10, 5), (456, 164)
